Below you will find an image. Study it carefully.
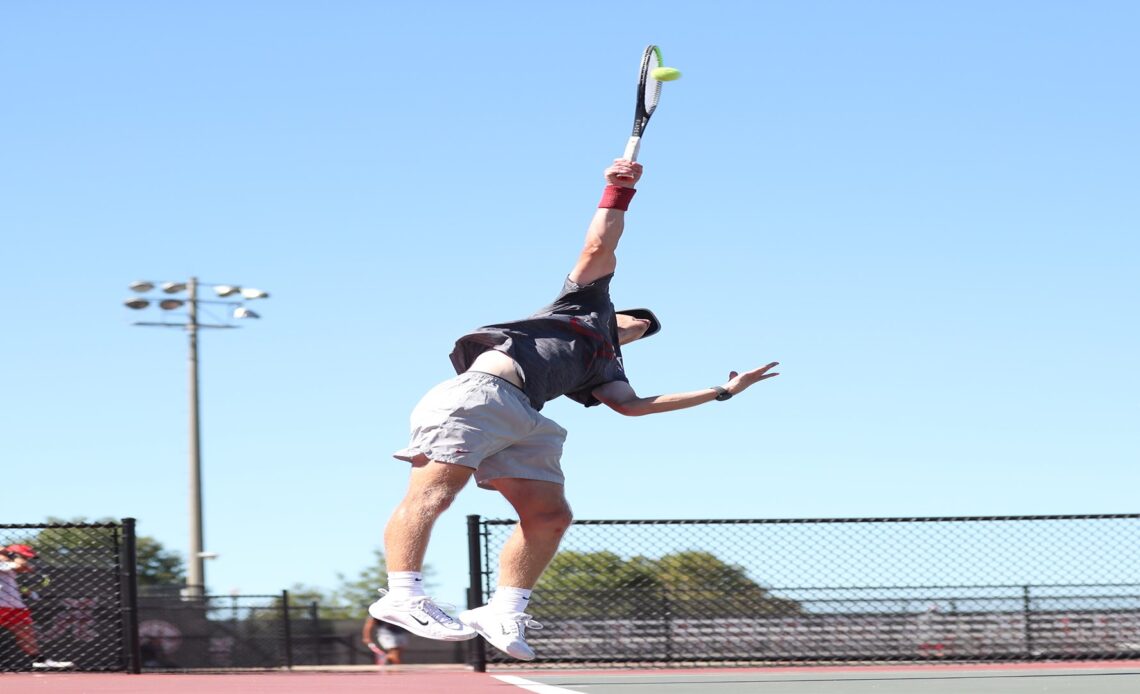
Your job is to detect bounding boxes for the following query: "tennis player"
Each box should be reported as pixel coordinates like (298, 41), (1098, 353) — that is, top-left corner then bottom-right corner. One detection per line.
(370, 159), (780, 660)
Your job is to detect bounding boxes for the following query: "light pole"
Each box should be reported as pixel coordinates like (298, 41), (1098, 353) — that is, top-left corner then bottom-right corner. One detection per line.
(124, 277), (269, 597)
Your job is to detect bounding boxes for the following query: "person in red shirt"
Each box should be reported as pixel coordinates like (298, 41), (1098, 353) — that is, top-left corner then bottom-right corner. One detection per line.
(1, 545), (41, 666)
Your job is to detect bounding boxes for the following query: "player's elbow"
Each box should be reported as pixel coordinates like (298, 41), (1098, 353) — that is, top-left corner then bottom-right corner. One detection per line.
(609, 400), (648, 417)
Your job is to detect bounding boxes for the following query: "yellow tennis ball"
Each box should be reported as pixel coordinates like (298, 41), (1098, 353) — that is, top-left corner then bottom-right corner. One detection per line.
(651, 66), (682, 82)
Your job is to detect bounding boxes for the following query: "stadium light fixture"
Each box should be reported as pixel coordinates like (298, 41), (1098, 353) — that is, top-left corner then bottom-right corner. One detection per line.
(123, 276), (269, 598)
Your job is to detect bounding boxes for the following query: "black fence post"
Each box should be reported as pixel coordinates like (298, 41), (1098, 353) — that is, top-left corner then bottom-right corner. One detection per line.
(1022, 585), (1034, 657)
(120, 518), (142, 674)
(466, 514), (487, 672)
(310, 601), (321, 665)
(281, 590), (294, 669)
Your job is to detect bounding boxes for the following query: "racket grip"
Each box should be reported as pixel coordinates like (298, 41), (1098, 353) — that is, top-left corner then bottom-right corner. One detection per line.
(617, 136), (641, 181)
(621, 136), (641, 163)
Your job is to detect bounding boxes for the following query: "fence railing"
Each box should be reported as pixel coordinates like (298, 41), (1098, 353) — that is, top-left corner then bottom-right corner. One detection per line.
(467, 514), (1140, 669)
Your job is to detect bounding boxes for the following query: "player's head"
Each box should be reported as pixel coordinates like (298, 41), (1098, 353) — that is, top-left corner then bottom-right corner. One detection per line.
(4, 544), (36, 561)
(615, 308), (661, 345)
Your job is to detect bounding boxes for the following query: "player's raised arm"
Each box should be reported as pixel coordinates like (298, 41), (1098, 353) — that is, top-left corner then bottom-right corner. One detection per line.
(568, 160), (644, 286)
(591, 363), (781, 416)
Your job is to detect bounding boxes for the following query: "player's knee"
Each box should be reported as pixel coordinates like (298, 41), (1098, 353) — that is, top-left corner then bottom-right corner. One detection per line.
(405, 484), (459, 517)
(524, 503), (573, 535)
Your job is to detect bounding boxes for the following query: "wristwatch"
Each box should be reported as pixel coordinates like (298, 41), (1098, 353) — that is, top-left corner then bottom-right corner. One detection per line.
(711, 386), (733, 401)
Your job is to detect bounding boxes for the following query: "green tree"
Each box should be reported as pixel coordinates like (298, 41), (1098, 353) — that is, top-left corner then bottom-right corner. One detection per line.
(136, 535), (186, 586)
(651, 551), (800, 617)
(536, 551), (665, 619)
(329, 547), (388, 612)
(25, 517), (185, 586)
(270, 549), (433, 620)
(534, 550), (801, 619)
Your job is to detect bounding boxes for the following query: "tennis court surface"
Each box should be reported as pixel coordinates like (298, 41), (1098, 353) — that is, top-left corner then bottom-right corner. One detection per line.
(7, 661), (1140, 693)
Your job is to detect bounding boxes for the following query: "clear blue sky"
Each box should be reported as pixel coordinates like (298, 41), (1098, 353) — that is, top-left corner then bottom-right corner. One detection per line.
(2, 2), (1137, 608)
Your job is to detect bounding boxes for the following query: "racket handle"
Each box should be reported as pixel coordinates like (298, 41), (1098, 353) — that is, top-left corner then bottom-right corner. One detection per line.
(617, 136), (641, 181)
(622, 136), (642, 163)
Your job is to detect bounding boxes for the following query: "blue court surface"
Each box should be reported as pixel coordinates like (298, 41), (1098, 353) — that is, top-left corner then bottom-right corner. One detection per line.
(493, 662), (1140, 693)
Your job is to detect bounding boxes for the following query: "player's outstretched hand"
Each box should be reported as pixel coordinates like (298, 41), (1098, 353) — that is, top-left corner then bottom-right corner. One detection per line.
(724, 362), (780, 396)
(605, 159), (643, 188)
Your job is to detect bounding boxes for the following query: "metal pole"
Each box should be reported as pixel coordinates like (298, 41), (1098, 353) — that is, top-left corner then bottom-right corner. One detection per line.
(187, 277), (205, 597)
(466, 514), (487, 672)
(1023, 585), (1034, 657)
(310, 601), (321, 665)
(120, 518), (142, 674)
(281, 590), (294, 669)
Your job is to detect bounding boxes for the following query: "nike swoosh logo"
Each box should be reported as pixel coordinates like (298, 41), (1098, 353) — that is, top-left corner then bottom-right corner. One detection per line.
(411, 615), (429, 626)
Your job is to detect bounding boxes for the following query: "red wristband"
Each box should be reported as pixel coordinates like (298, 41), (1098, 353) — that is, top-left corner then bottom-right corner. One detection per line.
(598, 185), (636, 211)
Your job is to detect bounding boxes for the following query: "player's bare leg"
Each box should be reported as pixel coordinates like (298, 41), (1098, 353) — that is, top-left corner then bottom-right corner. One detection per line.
(384, 461), (473, 571)
(371, 461), (476, 641)
(386, 646), (402, 665)
(490, 478), (573, 587)
(11, 623), (39, 657)
(460, 478), (570, 660)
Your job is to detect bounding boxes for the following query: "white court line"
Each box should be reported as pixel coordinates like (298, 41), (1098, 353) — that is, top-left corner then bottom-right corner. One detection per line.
(493, 674), (584, 694)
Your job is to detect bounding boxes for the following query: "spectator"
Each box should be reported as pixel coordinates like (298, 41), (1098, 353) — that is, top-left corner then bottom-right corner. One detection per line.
(361, 614), (410, 665)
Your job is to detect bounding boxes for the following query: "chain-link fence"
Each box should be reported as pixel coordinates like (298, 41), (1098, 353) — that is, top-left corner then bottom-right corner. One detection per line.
(2, 521), (435, 671)
(135, 590), (369, 669)
(1, 520), (139, 672)
(468, 514), (1140, 669)
(136, 589), (292, 669)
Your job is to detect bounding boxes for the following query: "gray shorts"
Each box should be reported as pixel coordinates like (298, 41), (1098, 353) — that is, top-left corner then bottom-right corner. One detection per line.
(377, 627), (409, 650)
(393, 371), (568, 489)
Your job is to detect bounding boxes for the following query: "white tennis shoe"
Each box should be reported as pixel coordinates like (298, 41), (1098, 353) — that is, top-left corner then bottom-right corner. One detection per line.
(32, 660), (75, 669)
(368, 589), (475, 641)
(458, 605), (543, 661)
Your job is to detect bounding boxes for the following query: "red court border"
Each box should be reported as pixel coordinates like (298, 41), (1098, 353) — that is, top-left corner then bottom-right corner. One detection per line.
(4, 661), (1140, 693)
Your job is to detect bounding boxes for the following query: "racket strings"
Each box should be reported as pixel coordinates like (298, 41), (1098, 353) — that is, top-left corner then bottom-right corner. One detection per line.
(627, 45), (664, 148)
(642, 77), (662, 117)
(636, 45), (663, 128)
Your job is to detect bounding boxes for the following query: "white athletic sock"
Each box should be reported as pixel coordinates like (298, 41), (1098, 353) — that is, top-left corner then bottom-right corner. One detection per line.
(386, 571), (427, 599)
(489, 586), (532, 614)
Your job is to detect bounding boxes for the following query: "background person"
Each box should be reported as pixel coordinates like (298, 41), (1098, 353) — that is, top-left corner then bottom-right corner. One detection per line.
(1, 545), (41, 669)
(0, 544), (74, 670)
(361, 614), (410, 665)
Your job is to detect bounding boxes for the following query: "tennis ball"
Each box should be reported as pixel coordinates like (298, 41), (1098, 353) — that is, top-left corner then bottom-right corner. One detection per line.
(651, 67), (682, 82)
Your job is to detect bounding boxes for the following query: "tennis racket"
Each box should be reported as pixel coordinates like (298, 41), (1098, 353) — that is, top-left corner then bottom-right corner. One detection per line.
(621, 45), (665, 167)
(367, 642), (388, 665)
